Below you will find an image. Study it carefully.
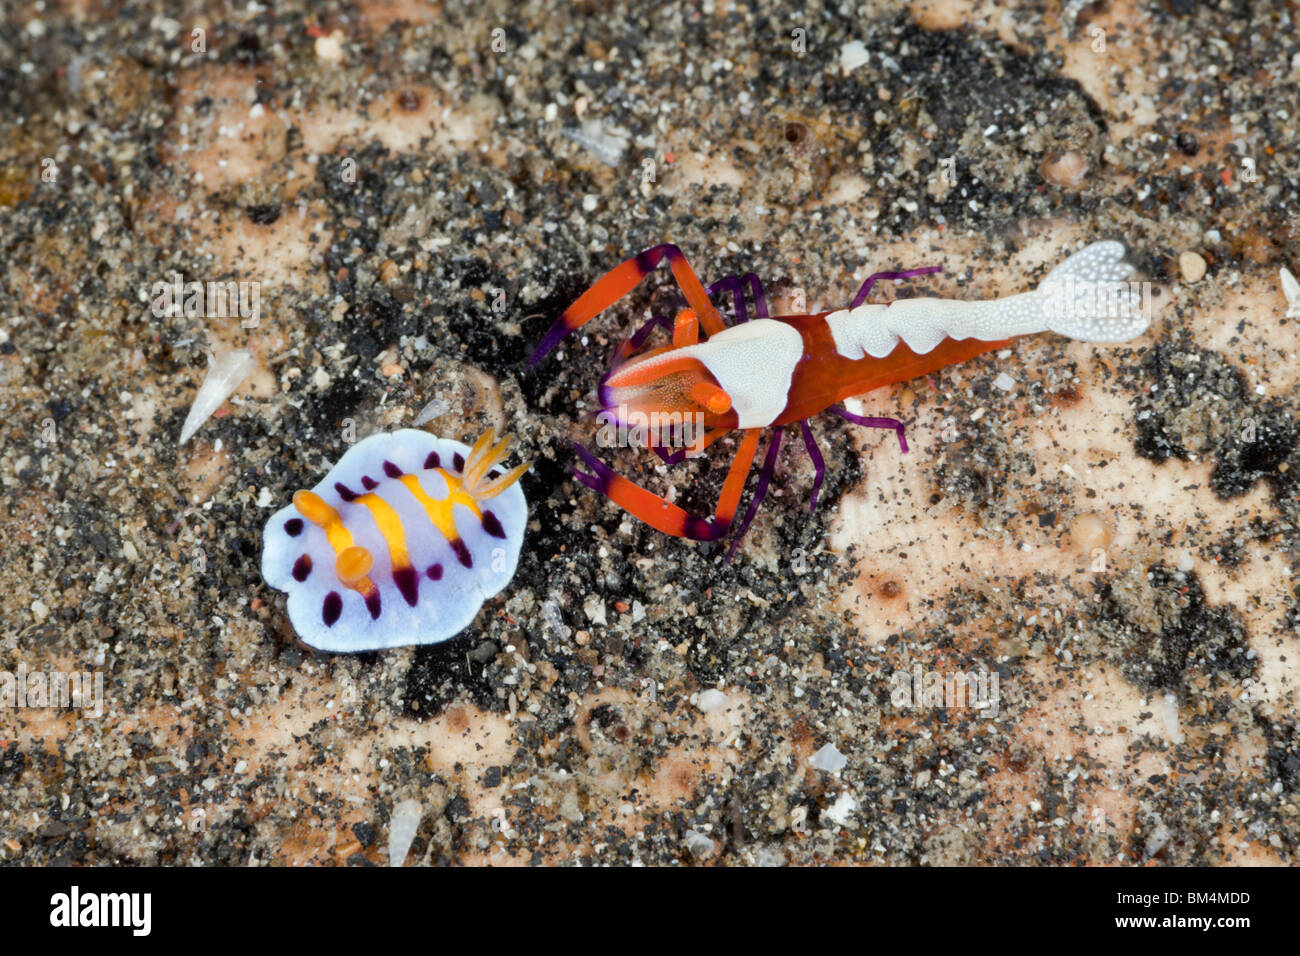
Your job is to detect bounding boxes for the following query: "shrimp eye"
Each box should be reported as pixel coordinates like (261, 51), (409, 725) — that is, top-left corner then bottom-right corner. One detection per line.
(690, 381), (732, 415)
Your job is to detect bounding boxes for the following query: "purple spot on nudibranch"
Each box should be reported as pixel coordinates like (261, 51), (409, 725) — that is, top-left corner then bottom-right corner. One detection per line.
(451, 539), (473, 568)
(393, 566), (419, 606)
(284, 518), (304, 536)
(323, 592), (342, 626)
(292, 554), (312, 581)
(424, 451), (440, 469)
(335, 482), (359, 501)
(383, 460), (403, 478)
(361, 475), (379, 491)
(426, 563), (443, 581)
(452, 452), (465, 472)
(364, 590), (382, 619)
(481, 510), (505, 539)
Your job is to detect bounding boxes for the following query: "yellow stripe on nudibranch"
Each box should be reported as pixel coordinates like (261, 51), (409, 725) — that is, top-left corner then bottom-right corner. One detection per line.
(355, 491), (413, 571)
(293, 490), (351, 551)
(292, 490), (378, 594)
(399, 472), (481, 543)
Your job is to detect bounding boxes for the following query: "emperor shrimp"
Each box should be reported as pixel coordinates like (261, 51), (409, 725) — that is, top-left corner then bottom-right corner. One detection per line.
(262, 429), (530, 652)
(530, 241), (1148, 560)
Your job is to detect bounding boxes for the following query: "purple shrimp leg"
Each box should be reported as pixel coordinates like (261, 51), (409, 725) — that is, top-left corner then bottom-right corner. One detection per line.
(654, 273), (768, 466)
(607, 313), (673, 371)
(723, 427), (783, 565)
(707, 273), (770, 322)
(649, 275), (771, 465)
(830, 404), (909, 454)
(663, 272), (768, 325)
(595, 312), (700, 466)
(569, 442), (614, 495)
(611, 272), (771, 467)
(851, 265), (944, 309)
(800, 419), (825, 512)
(595, 312), (671, 428)
(653, 444), (691, 465)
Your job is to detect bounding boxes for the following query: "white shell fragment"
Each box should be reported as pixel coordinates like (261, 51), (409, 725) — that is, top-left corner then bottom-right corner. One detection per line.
(412, 395), (449, 426)
(388, 799), (423, 867)
(823, 791), (859, 826)
(696, 689), (728, 714)
(179, 348), (255, 444)
(560, 121), (629, 167)
(1280, 266), (1300, 319)
(840, 40), (870, 74)
(810, 742), (848, 773)
(261, 429), (529, 652)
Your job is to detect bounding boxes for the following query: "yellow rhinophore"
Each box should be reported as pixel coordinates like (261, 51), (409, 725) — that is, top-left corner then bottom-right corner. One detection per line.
(292, 490), (377, 594)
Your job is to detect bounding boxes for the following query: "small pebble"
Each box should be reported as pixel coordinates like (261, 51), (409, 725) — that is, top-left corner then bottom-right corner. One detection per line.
(697, 689), (727, 713)
(822, 791), (858, 825)
(683, 829), (714, 858)
(1180, 251), (1207, 282)
(1040, 150), (1088, 188)
(913, 0), (967, 31)
(314, 31), (344, 63)
(840, 41), (869, 74)
(1071, 512), (1112, 552)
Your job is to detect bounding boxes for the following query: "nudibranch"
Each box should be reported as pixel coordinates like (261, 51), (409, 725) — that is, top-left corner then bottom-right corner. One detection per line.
(261, 429), (530, 652)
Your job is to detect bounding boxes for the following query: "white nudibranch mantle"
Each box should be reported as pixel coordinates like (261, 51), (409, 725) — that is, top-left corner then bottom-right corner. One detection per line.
(261, 428), (530, 652)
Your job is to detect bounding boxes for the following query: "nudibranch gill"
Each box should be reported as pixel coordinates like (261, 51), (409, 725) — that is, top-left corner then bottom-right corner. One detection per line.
(262, 428), (530, 652)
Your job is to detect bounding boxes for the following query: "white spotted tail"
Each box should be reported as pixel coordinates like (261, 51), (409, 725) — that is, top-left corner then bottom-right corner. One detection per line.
(825, 240), (1148, 362)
